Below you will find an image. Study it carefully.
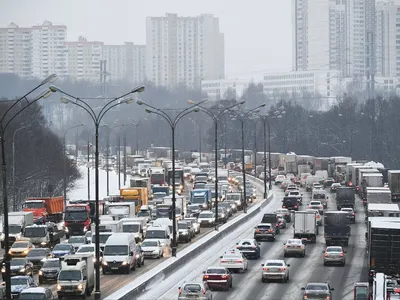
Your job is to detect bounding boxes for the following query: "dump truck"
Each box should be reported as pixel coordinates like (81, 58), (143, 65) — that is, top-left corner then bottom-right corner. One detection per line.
(293, 211), (318, 243)
(120, 187), (148, 213)
(23, 197), (64, 223)
(324, 211), (350, 246)
(388, 170), (400, 201)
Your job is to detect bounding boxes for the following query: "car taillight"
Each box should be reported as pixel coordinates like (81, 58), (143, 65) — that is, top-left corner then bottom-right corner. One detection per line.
(352, 212), (355, 215)
(340, 253), (344, 257)
(308, 205), (312, 208)
(179, 288), (182, 294)
(203, 289), (206, 294)
(268, 229), (273, 233)
(324, 253), (328, 257)
(220, 259), (228, 263)
(280, 267), (286, 271)
(263, 267), (269, 271)
(326, 296), (331, 300)
(255, 229), (260, 233)
(303, 294), (308, 299)
(294, 205), (298, 208)
(285, 245), (289, 248)
(282, 205), (286, 208)
(252, 246), (257, 249)
(297, 246), (302, 248)
(236, 260), (243, 263)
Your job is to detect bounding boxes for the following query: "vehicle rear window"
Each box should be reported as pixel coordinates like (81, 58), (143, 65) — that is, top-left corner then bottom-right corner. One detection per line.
(240, 241), (252, 246)
(206, 268), (225, 274)
(257, 225), (271, 230)
(223, 255), (240, 260)
(287, 240), (301, 245)
(326, 247), (342, 252)
(184, 284), (202, 292)
(310, 201), (321, 205)
(266, 262), (283, 266)
(307, 284), (328, 290)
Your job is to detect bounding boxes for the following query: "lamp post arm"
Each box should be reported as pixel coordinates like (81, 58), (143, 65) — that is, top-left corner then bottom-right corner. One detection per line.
(140, 102), (173, 126)
(174, 108), (200, 126)
(65, 101), (97, 125)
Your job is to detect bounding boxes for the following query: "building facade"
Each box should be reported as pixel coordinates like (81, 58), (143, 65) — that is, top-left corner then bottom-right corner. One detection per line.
(146, 13), (224, 89)
(201, 79), (250, 100)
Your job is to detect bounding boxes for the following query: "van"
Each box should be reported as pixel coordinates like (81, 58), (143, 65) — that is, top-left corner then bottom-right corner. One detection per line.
(145, 225), (171, 248)
(102, 233), (138, 274)
(121, 217), (147, 243)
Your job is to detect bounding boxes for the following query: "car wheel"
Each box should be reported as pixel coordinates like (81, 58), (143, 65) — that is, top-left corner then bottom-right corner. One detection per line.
(283, 252), (287, 257)
(323, 262), (327, 266)
(261, 277), (266, 283)
(302, 251), (306, 257)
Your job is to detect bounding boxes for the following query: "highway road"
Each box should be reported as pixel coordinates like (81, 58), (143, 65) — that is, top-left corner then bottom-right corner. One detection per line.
(139, 184), (368, 300)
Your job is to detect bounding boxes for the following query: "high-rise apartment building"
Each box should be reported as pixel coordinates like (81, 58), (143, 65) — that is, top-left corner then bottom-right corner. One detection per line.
(0, 23), (32, 78)
(66, 36), (103, 82)
(31, 20), (68, 79)
(146, 13), (224, 89)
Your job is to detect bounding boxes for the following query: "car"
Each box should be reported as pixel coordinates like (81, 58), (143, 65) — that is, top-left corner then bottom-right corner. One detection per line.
(135, 244), (145, 268)
(274, 208), (291, 223)
(285, 184), (298, 196)
(212, 207), (228, 223)
(67, 235), (88, 251)
(254, 223), (276, 241)
(184, 217), (201, 234)
(323, 246), (346, 266)
(225, 200), (238, 213)
(275, 175), (285, 185)
(308, 200), (324, 215)
(220, 249), (248, 273)
(280, 180), (291, 190)
(313, 183), (324, 190)
(330, 183), (341, 192)
(287, 190), (303, 205)
(140, 240), (163, 259)
(202, 267), (232, 291)
(235, 239), (261, 259)
(187, 204), (202, 218)
(198, 211), (215, 227)
(218, 202), (233, 218)
(261, 259), (290, 283)
(178, 282), (212, 300)
(341, 207), (356, 223)
(282, 196), (299, 211)
(324, 178), (335, 187)
(283, 239), (306, 257)
(38, 258), (61, 283)
(306, 209), (322, 226)
(5, 258), (33, 277)
(276, 215), (287, 229)
(10, 275), (36, 299)
(301, 283), (334, 299)
(9, 240), (34, 258)
(76, 244), (103, 265)
(50, 243), (74, 258)
(18, 287), (54, 300)
(178, 221), (193, 243)
(26, 248), (50, 270)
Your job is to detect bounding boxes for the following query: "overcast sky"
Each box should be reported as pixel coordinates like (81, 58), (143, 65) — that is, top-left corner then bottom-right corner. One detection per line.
(1, 0), (292, 79)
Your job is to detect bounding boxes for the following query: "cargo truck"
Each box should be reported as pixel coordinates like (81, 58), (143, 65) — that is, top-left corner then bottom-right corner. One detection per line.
(366, 188), (391, 206)
(189, 189), (212, 210)
(106, 202), (136, 220)
(324, 211), (351, 246)
(2, 211), (34, 247)
(352, 165), (370, 187)
(23, 197), (64, 223)
(57, 253), (94, 298)
(23, 223), (63, 248)
(336, 187), (355, 210)
(345, 163), (362, 186)
(64, 203), (92, 238)
(388, 170), (400, 201)
(367, 204), (400, 219)
(293, 211), (318, 243)
(120, 187), (148, 213)
(367, 219), (400, 282)
(361, 173), (383, 197)
(297, 165), (311, 177)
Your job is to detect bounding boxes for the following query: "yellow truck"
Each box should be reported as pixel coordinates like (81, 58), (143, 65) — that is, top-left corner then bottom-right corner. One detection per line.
(120, 187), (148, 213)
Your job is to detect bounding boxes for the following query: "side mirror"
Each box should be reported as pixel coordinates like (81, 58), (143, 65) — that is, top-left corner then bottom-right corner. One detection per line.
(202, 271), (206, 274)
(130, 251), (134, 256)
(178, 287), (181, 290)
(301, 287), (305, 290)
(261, 264), (264, 267)
(287, 264), (290, 267)
(344, 251), (347, 253)
(330, 288), (335, 291)
(258, 243), (261, 246)
(322, 251), (325, 253)
(220, 256), (223, 259)
(83, 276), (87, 280)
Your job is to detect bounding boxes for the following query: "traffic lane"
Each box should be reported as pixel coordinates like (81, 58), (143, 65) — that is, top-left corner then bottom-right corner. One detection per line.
(139, 188), (286, 300)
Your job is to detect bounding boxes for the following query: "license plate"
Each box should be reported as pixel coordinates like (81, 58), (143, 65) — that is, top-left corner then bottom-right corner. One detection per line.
(112, 267), (119, 270)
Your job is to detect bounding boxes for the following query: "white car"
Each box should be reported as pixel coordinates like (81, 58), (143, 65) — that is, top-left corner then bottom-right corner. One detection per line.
(308, 200), (324, 214)
(283, 239), (306, 257)
(140, 240), (163, 259)
(261, 259), (290, 283)
(198, 211), (215, 227)
(76, 244), (103, 264)
(306, 209), (322, 226)
(220, 249), (248, 273)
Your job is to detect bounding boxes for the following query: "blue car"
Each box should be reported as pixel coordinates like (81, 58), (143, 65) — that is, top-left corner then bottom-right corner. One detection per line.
(10, 276), (36, 299)
(50, 243), (74, 258)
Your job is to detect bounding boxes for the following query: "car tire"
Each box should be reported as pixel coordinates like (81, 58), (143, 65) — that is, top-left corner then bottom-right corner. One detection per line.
(261, 277), (266, 283)
(283, 252), (287, 257)
(302, 251), (306, 257)
(323, 262), (327, 266)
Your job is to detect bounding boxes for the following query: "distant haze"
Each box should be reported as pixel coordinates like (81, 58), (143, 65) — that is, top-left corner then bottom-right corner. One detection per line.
(1, 0), (292, 79)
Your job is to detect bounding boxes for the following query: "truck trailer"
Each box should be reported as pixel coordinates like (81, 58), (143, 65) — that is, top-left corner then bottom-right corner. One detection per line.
(293, 211), (318, 243)
(324, 211), (351, 246)
(336, 187), (355, 210)
(388, 170), (400, 201)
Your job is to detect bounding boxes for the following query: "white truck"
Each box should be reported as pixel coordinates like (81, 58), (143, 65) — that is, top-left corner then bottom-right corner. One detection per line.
(293, 211), (318, 243)
(57, 253), (94, 299)
(2, 211), (34, 248)
(91, 220), (123, 251)
(366, 187), (392, 204)
(106, 202), (136, 220)
(306, 175), (319, 192)
(388, 170), (400, 201)
(121, 217), (147, 242)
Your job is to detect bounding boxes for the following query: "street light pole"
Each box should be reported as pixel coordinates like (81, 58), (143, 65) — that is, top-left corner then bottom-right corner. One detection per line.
(49, 84), (144, 300)
(123, 134), (127, 184)
(137, 99), (207, 256)
(12, 124), (31, 211)
(0, 82), (55, 300)
(118, 133), (121, 189)
(106, 129), (110, 196)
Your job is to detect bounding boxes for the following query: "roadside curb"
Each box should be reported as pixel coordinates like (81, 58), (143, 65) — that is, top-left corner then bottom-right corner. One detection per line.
(105, 185), (275, 300)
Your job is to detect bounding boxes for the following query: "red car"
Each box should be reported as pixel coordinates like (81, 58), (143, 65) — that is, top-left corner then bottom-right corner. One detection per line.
(202, 266), (233, 291)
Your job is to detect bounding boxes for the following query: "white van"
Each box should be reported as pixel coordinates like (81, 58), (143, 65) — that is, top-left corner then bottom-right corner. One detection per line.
(145, 225), (171, 248)
(102, 233), (137, 274)
(152, 218), (179, 242)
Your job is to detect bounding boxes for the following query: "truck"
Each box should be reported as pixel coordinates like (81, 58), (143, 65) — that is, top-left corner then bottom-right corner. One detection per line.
(57, 253), (94, 298)
(336, 187), (355, 210)
(361, 173), (383, 196)
(3, 211), (34, 247)
(23, 223), (62, 248)
(120, 187), (148, 213)
(151, 185), (169, 197)
(297, 165), (311, 177)
(121, 217), (147, 242)
(106, 202), (136, 220)
(149, 167), (165, 185)
(190, 189), (212, 210)
(388, 170), (400, 201)
(23, 196), (64, 223)
(367, 219), (400, 282)
(64, 203), (92, 238)
(305, 175), (319, 192)
(324, 211), (351, 246)
(91, 220), (123, 251)
(293, 211), (318, 243)
(345, 163), (363, 186)
(366, 188), (391, 206)
(166, 168), (184, 193)
(367, 204), (400, 219)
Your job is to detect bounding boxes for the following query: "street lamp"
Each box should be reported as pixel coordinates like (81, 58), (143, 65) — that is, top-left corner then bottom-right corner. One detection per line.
(63, 124), (84, 206)
(1, 84), (54, 299)
(49, 84), (144, 300)
(12, 124), (32, 211)
(137, 99), (206, 256)
(225, 104), (266, 213)
(189, 100), (245, 228)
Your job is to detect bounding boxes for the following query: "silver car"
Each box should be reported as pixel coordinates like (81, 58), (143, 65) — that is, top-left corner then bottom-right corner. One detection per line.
(178, 282), (212, 300)
(198, 211), (215, 227)
(323, 246), (346, 266)
(283, 239), (306, 257)
(261, 259), (290, 283)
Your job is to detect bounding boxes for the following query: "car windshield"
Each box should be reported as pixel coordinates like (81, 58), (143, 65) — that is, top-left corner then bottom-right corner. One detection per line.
(207, 268), (226, 274)
(12, 242), (28, 248)
(59, 270), (81, 281)
(11, 277), (28, 285)
(199, 213), (213, 218)
(326, 247), (342, 252)
(18, 294), (46, 300)
(289, 191), (299, 195)
(77, 246), (94, 253)
(92, 234), (112, 244)
(178, 223), (188, 229)
(27, 249), (47, 257)
(266, 262), (283, 266)
(42, 260), (59, 268)
(137, 210), (150, 217)
(53, 244), (71, 251)
(9, 225), (22, 234)
(188, 205), (200, 210)
(307, 284), (328, 290)
(24, 227), (46, 237)
(184, 284), (202, 292)
(257, 225), (271, 230)
(104, 245), (128, 256)
(287, 240), (301, 245)
(146, 230), (167, 239)
(11, 259), (25, 266)
(226, 194), (240, 201)
(141, 241), (158, 247)
(123, 224), (140, 233)
(68, 237), (85, 244)
(313, 194), (325, 199)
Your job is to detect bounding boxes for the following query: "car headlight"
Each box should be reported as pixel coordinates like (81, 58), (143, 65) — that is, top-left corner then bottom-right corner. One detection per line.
(23, 249), (29, 254)
(41, 258), (47, 262)
(64, 227), (69, 233)
(93, 258), (97, 263)
(181, 231), (188, 235)
(102, 261), (108, 266)
(136, 254), (140, 259)
(122, 261), (128, 266)
(19, 268), (25, 272)
(78, 283), (83, 290)
(83, 227), (88, 232)
(41, 242), (47, 245)
(57, 284), (62, 291)
(1, 268), (5, 273)
(38, 270), (43, 275)
(221, 214), (225, 218)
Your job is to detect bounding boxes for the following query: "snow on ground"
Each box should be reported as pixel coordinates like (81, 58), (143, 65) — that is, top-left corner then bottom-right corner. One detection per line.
(68, 165), (130, 200)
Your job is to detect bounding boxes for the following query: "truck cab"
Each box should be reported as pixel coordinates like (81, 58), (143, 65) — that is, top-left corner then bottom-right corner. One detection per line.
(64, 204), (91, 238)
(2, 212), (34, 248)
(121, 218), (147, 243)
(57, 253), (94, 298)
(106, 202), (136, 221)
(23, 223), (61, 248)
(190, 189), (211, 210)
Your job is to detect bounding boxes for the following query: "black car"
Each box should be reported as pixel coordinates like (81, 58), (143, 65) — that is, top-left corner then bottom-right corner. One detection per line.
(5, 258), (33, 277)
(218, 202), (233, 218)
(236, 239), (260, 259)
(324, 178), (335, 187)
(212, 207), (228, 223)
(38, 258), (61, 283)
(10, 276), (36, 299)
(282, 197), (299, 211)
(301, 283), (334, 300)
(135, 244), (145, 268)
(26, 248), (50, 270)
(187, 204), (202, 218)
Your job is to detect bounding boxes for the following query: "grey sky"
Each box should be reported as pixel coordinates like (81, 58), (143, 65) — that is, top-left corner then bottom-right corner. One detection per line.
(1, 0), (292, 79)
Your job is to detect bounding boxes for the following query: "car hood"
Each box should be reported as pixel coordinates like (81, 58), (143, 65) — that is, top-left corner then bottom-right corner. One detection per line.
(141, 246), (158, 251)
(10, 265), (24, 270)
(52, 250), (71, 256)
(11, 284), (29, 293)
(27, 256), (45, 261)
(41, 267), (60, 272)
